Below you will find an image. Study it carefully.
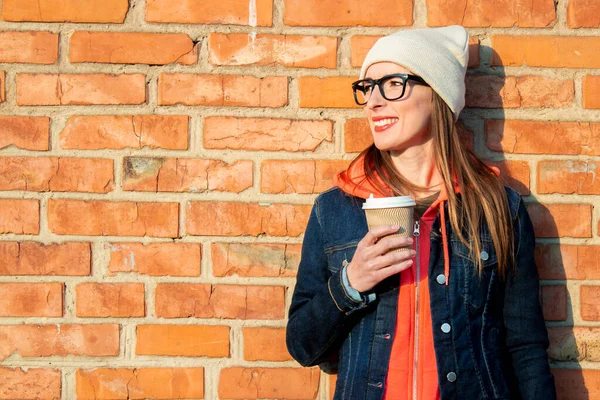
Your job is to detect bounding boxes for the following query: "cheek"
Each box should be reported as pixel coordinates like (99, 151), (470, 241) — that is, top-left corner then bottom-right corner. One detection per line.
(412, 99), (433, 127)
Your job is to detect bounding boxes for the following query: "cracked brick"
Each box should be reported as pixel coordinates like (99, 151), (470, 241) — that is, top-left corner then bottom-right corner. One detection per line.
(70, 32), (198, 65)
(204, 117), (332, 151)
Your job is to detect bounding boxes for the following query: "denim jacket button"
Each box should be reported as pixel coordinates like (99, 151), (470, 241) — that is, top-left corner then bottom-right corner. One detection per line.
(447, 372), (457, 382)
(480, 250), (489, 261)
(436, 274), (446, 285)
(441, 323), (451, 333)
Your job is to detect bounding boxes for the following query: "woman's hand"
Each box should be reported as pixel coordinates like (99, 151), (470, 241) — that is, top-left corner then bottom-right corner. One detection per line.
(346, 225), (415, 293)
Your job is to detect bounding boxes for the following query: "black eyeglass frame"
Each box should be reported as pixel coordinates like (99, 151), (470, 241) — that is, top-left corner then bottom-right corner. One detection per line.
(351, 73), (429, 106)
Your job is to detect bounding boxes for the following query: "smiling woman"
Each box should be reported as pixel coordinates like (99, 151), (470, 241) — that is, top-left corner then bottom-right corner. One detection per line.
(287, 26), (557, 400)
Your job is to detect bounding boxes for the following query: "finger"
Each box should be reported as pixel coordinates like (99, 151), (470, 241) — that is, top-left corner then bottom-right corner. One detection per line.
(364, 248), (416, 271)
(362, 225), (401, 246)
(376, 259), (414, 281)
(372, 235), (413, 255)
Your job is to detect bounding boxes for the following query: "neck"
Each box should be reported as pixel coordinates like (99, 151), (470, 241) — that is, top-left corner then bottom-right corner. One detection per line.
(389, 140), (442, 198)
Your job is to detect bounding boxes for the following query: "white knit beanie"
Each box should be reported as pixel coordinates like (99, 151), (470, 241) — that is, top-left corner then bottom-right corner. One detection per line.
(360, 25), (469, 119)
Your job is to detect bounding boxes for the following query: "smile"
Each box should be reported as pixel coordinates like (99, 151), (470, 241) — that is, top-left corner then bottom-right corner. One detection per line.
(373, 118), (398, 130)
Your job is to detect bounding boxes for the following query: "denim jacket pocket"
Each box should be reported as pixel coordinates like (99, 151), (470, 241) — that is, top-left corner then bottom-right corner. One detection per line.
(451, 236), (498, 313)
(325, 241), (360, 274)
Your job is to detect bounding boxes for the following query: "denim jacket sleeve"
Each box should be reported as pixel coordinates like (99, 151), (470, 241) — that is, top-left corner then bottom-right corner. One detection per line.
(286, 199), (370, 367)
(504, 196), (556, 398)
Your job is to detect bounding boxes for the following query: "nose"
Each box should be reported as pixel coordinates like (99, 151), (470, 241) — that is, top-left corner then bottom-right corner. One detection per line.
(366, 84), (386, 109)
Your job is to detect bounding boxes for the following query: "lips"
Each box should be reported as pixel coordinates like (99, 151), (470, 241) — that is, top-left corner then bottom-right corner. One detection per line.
(372, 117), (398, 132)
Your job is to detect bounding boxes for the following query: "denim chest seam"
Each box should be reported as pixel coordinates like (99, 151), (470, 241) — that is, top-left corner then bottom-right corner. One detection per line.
(481, 270), (501, 397)
(461, 254), (491, 397)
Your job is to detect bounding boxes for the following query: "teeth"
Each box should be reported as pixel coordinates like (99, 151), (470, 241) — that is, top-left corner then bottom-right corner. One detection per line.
(373, 118), (398, 127)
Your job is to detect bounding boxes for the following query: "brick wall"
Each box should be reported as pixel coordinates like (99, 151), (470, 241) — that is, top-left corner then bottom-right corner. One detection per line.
(0, 0), (598, 399)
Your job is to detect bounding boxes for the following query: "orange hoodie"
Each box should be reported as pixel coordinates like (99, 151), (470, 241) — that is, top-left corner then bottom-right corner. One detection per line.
(334, 155), (454, 400)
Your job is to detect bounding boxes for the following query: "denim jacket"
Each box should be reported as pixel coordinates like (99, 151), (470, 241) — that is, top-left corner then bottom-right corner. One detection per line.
(286, 186), (556, 400)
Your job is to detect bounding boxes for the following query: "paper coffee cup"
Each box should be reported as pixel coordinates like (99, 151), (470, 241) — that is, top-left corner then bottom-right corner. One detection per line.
(362, 194), (416, 253)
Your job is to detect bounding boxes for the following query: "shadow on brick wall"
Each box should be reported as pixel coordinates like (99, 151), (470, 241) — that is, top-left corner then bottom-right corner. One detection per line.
(474, 46), (587, 400)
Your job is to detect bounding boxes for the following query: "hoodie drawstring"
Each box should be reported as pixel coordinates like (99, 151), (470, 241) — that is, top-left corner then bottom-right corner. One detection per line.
(440, 201), (450, 286)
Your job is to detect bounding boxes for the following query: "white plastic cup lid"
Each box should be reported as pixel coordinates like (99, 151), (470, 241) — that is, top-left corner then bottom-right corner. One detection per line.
(362, 194), (416, 209)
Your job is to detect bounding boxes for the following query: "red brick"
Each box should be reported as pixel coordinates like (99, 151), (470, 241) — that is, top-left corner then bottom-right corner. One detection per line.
(48, 199), (178, 237)
(158, 74), (287, 107)
(209, 33), (337, 68)
(554, 369), (600, 400)
(0, 157), (114, 193)
(350, 36), (380, 68)
(17, 74), (146, 106)
(466, 75), (574, 108)
(536, 245), (600, 280)
(486, 120), (600, 155)
(457, 124), (475, 151)
(492, 36), (600, 68)
(0, 367), (61, 400)
(581, 286), (600, 321)
(548, 327), (600, 362)
(70, 32), (197, 65)
(243, 327), (292, 361)
(211, 242), (301, 277)
(0, 242), (90, 276)
(204, 117), (332, 152)
(568, 0), (600, 28)
(345, 118), (371, 153)
(219, 367), (320, 399)
(540, 285), (567, 321)
(76, 283), (145, 318)
(0, 31), (58, 64)
(155, 284), (285, 319)
(60, 115), (188, 150)
(187, 201), (310, 237)
(261, 160), (350, 194)
(136, 325), (229, 357)
(76, 368), (204, 399)
(0, 324), (119, 360)
(284, 0), (412, 27)
(427, 0), (555, 27)
(470, 36), (481, 68)
(583, 76), (600, 109)
(0, 116), (49, 151)
(485, 160), (530, 195)
(0, 199), (39, 234)
(108, 243), (201, 277)
(1, 0), (128, 23)
(123, 158), (252, 193)
(0, 283), (62, 317)
(527, 203), (592, 239)
(0, 71), (5, 102)
(538, 160), (600, 194)
(146, 0), (272, 25)
(299, 76), (358, 108)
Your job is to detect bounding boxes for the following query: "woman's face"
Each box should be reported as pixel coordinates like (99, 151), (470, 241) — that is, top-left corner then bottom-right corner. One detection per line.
(362, 62), (433, 155)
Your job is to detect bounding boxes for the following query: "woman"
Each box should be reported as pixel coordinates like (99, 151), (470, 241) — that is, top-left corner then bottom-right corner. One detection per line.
(286, 26), (556, 400)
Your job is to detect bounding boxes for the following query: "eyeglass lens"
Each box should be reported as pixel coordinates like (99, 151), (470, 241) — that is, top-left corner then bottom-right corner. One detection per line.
(354, 75), (407, 105)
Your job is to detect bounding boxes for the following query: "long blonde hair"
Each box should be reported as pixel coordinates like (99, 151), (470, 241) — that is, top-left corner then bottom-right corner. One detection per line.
(351, 92), (514, 276)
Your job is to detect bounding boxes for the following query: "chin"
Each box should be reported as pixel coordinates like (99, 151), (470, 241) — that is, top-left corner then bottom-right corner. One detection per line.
(373, 140), (404, 152)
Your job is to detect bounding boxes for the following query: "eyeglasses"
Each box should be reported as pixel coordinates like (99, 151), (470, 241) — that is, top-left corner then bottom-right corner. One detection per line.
(351, 73), (429, 106)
